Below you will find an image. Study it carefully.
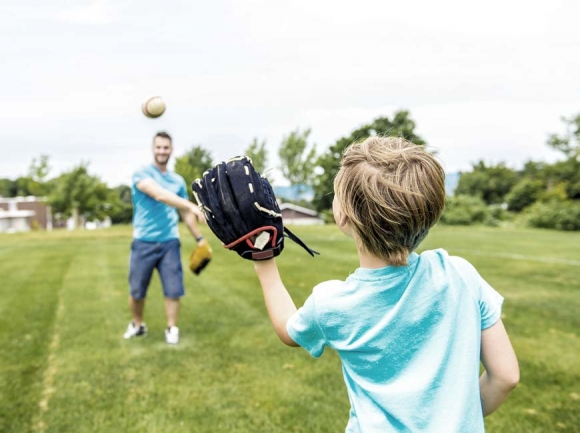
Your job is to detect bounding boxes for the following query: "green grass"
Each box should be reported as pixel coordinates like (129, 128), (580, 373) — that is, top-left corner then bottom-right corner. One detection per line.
(0, 225), (579, 432)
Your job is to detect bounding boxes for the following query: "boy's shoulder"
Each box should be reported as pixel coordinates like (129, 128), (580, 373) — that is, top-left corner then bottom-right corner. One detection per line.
(419, 248), (476, 271)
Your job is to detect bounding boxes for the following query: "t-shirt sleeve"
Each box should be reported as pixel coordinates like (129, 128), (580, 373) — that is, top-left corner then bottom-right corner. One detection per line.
(286, 294), (327, 358)
(478, 275), (504, 330)
(132, 168), (150, 186)
(177, 177), (188, 200)
(449, 254), (505, 331)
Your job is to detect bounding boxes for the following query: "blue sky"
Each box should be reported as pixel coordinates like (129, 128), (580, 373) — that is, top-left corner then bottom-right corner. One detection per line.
(1, 0), (579, 187)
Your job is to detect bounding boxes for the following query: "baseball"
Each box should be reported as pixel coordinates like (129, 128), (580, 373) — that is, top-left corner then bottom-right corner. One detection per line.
(142, 96), (166, 118)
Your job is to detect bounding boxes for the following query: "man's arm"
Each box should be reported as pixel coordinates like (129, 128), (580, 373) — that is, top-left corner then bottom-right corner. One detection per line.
(253, 259), (299, 347)
(137, 178), (196, 212)
(178, 207), (205, 241)
(479, 319), (519, 416)
(137, 178), (206, 239)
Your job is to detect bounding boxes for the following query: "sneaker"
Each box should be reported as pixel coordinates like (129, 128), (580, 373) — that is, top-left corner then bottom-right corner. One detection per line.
(123, 322), (147, 339)
(165, 326), (179, 344)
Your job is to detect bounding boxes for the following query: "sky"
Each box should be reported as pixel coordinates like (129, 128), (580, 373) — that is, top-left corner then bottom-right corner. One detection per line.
(1, 0), (579, 187)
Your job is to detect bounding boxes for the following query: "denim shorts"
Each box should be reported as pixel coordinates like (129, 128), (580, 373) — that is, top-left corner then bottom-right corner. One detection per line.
(129, 238), (185, 299)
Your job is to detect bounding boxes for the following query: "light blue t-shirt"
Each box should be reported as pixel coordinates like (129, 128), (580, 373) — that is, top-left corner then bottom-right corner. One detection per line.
(287, 249), (504, 433)
(131, 164), (188, 242)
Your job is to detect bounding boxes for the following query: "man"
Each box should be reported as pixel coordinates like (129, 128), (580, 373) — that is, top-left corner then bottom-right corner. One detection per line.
(124, 131), (207, 344)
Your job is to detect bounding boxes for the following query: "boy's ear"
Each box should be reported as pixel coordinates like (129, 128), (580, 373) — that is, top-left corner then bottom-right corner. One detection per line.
(337, 212), (349, 227)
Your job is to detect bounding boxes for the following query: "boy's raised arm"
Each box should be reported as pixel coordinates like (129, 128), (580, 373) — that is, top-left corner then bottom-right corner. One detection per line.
(253, 259), (299, 347)
(479, 319), (520, 416)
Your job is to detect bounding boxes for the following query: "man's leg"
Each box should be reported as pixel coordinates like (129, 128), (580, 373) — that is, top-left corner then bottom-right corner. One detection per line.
(125, 240), (156, 339)
(158, 240), (185, 344)
(129, 296), (146, 326)
(164, 297), (179, 328)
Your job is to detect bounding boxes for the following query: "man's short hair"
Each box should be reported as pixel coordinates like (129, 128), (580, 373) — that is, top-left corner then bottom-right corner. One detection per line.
(334, 136), (446, 266)
(154, 131), (172, 143)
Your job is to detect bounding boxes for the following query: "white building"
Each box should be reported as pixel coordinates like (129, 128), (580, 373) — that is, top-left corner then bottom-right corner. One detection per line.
(0, 196), (51, 233)
(280, 203), (324, 225)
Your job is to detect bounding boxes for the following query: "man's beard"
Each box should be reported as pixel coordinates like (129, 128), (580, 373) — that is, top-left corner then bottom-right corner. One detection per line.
(155, 155), (170, 166)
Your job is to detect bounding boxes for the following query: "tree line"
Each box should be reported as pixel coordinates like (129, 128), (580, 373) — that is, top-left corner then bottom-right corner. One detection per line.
(2, 111), (579, 230)
(443, 113), (580, 230)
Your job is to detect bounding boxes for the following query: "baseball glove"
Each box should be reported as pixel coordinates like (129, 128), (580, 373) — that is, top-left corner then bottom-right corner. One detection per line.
(189, 240), (213, 275)
(191, 156), (319, 261)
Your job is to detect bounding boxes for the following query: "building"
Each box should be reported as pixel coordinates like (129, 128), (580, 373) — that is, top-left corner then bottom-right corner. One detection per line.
(280, 203), (324, 225)
(0, 196), (51, 233)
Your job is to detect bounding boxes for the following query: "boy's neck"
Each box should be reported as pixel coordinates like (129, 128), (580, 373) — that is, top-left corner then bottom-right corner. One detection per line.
(358, 250), (391, 269)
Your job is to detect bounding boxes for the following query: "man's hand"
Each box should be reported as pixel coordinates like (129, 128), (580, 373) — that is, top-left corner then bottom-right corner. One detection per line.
(188, 203), (206, 224)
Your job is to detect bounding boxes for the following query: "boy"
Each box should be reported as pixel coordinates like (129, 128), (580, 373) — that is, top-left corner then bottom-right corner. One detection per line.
(253, 136), (519, 432)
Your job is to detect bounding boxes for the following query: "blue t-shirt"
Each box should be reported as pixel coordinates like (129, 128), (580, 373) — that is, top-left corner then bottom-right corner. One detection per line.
(287, 249), (504, 433)
(131, 164), (188, 242)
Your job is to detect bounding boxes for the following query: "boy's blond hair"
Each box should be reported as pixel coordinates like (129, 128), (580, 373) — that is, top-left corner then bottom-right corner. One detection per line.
(334, 136), (446, 266)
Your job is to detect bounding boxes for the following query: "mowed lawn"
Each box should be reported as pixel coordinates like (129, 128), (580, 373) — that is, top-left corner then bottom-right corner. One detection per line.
(1, 224), (579, 433)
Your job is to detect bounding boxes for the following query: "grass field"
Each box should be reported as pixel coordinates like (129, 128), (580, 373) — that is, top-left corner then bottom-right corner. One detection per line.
(1, 224), (579, 432)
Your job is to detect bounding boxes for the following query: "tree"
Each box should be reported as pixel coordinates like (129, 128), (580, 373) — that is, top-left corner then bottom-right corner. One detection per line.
(108, 184), (133, 224)
(11, 155), (52, 197)
(0, 179), (17, 197)
(245, 138), (268, 173)
(455, 161), (518, 205)
(278, 128), (317, 194)
(505, 178), (545, 212)
(312, 110), (426, 211)
(547, 113), (580, 160)
(29, 155), (51, 182)
(48, 163), (111, 225)
(545, 114), (580, 200)
(174, 146), (213, 200)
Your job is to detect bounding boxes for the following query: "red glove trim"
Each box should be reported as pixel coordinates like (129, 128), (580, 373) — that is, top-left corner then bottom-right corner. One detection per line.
(223, 226), (278, 250)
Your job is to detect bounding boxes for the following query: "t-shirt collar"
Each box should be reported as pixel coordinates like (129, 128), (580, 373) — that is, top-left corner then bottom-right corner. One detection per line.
(351, 252), (420, 279)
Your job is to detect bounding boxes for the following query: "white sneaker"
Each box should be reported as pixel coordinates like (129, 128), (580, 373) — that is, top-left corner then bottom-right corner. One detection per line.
(165, 326), (179, 344)
(123, 322), (147, 339)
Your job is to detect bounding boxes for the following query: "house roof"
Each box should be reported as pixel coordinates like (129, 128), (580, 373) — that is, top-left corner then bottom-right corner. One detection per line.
(279, 202), (320, 217)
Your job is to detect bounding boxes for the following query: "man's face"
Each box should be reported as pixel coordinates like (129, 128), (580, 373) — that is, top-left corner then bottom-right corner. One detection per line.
(153, 136), (172, 165)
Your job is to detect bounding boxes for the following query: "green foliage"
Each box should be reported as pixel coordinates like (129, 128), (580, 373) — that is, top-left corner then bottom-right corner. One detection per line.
(15, 176), (47, 197)
(108, 185), (133, 224)
(440, 194), (490, 226)
(48, 163), (111, 221)
(537, 182), (568, 203)
(505, 178), (545, 212)
(278, 128), (317, 193)
(20, 155), (52, 196)
(0, 178), (17, 197)
(547, 113), (580, 160)
(174, 145), (213, 200)
(312, 110), (426, 211)
(28, 155), (51, 182)
(0, 156), (52, 198)
(524, 200), (580, 231)
(542, 158), (580, 200)
(455, 161), (518, 205)
(245, 138), (268, 173)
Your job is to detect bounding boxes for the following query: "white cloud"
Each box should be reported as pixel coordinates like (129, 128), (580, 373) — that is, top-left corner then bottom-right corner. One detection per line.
(55, 0), (118, 25)
(1, 0), (579, 188)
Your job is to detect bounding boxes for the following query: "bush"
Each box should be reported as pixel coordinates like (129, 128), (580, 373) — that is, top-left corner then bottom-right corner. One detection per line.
(524, 200), (580, 231)
(440, 195), (490, 226)
(505, 178), (544, 212)
(320, 209), (336, 225)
